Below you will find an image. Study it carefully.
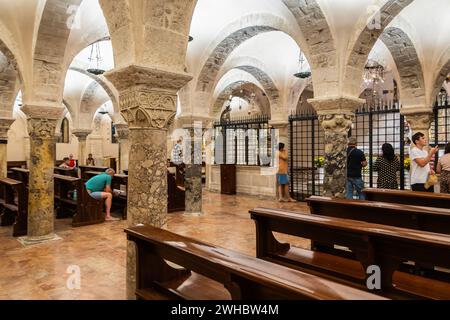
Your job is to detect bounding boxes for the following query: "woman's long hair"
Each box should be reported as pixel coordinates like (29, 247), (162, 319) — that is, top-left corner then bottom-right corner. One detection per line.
(445, 142), (450, 155)
(382, 143), (395, 161)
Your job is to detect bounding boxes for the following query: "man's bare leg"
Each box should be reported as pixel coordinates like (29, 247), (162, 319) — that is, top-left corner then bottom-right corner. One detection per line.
(278, 184), (285, 202)
(102, 192), (114, 219)
(285, 185), (296, 202)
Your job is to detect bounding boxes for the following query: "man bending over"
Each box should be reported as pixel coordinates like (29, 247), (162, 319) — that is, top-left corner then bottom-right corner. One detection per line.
(85, 168), (119, 221)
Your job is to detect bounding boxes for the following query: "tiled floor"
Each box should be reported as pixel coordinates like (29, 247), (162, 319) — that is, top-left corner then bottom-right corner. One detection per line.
(0, 191), (310, 300)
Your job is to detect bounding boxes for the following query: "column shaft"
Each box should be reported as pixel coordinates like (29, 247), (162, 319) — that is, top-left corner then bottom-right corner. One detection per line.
(184, 126), (203, 214)
(27, 118), (58, 239)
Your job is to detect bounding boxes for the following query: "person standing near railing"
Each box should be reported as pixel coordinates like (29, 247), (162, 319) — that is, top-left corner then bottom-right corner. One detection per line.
(346, 137), (368, 200)
(410, 132), (439, 192)
(276, 143), (296, 203)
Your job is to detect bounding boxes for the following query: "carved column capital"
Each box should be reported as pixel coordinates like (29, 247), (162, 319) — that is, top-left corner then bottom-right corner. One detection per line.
(309, 96), (361, 134)
(0, 118), (15, 141)
(22, 105), (64, 140)
(309, 96), (364, 116)
(72, 129), (92, 142)
(401, 109), (433, 132)
(104, 65), (192, 130)
(114, 123), (130, 140)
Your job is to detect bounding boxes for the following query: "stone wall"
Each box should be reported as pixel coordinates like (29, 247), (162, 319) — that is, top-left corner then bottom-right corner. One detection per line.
(208, 165), (276, 199)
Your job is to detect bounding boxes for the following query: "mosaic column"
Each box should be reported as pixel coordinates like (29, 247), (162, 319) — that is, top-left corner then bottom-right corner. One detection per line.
(183, 121), (203, 215)
(106, 66), (192, 299)
(21, 105), (64, 244)
(0, 118), (15, 178)
(402, 109), (433, 148)
(72, 129), (92, 166)
(115, 124), (130, 173)
(309, 97), (363, 198)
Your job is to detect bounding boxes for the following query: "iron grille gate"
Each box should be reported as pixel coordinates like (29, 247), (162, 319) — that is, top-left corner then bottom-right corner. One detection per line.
(213, 115), (272, 166)
(432, 94), (450, 164)
(289, 102), (408, 201)
(289, 112), (324, 201)
(352, 103), (407, 190)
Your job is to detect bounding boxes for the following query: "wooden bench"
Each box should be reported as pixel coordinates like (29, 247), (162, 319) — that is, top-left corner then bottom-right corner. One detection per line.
(168, 171), (185, 213)
(54, 174), (82, 219)
(10, 168), (29, 188)
(72, 185), (105, 227)
(111, 174), (128, 219)
(79, 165), (108, 181)
(125, 225), (385, 300)
(250, 207), (450, 299)
(54, 167), (79, 178)
(9, 168), (104, 229)
(0, 179), (27, 237)
(307, 196), (450, 235)
(363, 188), (450, 208)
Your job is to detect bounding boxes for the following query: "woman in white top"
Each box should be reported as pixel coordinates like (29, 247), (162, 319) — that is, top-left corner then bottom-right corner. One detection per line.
(437, 143), (450, 194)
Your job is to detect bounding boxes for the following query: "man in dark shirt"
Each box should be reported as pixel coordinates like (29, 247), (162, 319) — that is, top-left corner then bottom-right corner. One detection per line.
(346, 137), (367, 200)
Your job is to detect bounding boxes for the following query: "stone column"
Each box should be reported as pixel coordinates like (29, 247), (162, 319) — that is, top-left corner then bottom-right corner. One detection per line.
(115, 124), (130, 173)
(402, 109), (433, 148)
(105, 66), (192, 299)
(309, 97), (363, 198)
(21, 105), (64, 244)
(72, 129), (92, 166)
(0, 118), (15, 178)
(183, 121), (203, 215)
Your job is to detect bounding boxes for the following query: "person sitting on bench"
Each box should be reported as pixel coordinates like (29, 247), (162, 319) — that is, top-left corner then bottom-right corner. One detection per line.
(59, 157), (71, 168)
(85, 168), (119, 221)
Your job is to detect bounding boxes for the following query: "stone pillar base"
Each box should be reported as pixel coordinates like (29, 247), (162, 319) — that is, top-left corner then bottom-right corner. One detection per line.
(17, 233), (62, 247)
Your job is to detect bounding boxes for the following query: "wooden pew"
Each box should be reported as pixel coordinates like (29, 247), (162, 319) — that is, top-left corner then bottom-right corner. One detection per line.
(111, 174), (127, 219)
(7, 161), (27, 179)
(250, 207), (450, 299)
(9, 168), (104, 228)
(168, 171), (185, 213)
(125, 224), (385, 300)
(0, 179), (27, 238)
(54, 167), (79, 178)
(363, 188), (450, 209)
(72, 185), (105, 227)
(307, 195), (450, 235)
(10, 168), (29, 188)
(54, 174), (82, 219)
(79, 165), (108, 181)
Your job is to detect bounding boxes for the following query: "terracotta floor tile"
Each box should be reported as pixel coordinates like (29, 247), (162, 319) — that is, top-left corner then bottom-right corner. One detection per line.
(0, 190), (309, 300)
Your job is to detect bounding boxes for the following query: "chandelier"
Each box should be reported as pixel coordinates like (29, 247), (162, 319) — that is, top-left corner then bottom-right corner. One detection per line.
(294, 51), (311, 79)
(87, 42), (105, 75)
(363, 59), (385, 85)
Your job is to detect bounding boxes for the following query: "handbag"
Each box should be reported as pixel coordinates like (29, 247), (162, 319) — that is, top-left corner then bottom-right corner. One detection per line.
(424, 173), (438, 189)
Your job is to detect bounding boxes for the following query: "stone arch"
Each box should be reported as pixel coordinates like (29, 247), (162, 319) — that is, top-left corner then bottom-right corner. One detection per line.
(432, 51), (450, 100)
(217, 57), (280, 110)
(195, 13), (306, 93)
(281, 0), (335, 69)
(29, 0), (83, 104)
(0, 28), (23, 118)
(69, 67), (119, 113)
(0, 52), (20, 118)
(344, 0), (414, 96)
(380, 27), (425, 107)
(99, 0), (197, 72)
(212, 81), (269, 118)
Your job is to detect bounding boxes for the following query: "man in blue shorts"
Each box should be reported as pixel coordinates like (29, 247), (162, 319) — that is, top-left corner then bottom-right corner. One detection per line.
(85, 168), (119, 221)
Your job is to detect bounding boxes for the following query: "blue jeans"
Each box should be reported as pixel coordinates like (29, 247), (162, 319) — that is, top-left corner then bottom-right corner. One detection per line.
(346, 177), (365, 200)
